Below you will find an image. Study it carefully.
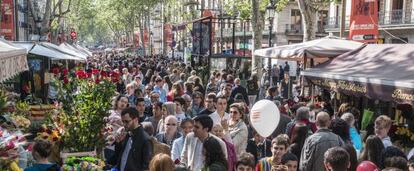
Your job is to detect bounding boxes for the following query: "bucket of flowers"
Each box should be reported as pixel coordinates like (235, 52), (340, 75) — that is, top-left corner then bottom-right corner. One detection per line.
(0, 127), (28, 171)
(62, 156), (105, 171)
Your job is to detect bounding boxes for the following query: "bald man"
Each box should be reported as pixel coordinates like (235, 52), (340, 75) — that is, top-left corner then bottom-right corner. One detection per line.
(300, 112), (344, 171)
(229, 78), (249, 106)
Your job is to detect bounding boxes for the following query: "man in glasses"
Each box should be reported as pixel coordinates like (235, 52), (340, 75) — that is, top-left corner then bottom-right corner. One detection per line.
(110, 107), (152, 171)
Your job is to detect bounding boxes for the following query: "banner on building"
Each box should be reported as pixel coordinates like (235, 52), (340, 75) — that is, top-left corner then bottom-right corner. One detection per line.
(164, 23), (173, 46)
(349, 0), (379, 43)
(192, 17), (212, 55)
(1, 0), (16, 40)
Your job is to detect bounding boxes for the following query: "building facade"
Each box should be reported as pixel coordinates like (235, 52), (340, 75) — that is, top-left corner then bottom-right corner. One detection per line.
(326, 0), (414, 43)
(214, 1), (329, 56)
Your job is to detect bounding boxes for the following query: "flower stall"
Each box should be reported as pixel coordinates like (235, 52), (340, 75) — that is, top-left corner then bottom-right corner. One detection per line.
(0, 65), (117, 170)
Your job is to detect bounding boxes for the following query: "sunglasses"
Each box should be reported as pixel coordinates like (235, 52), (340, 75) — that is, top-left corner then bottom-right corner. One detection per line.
(166, 123), (177, 126)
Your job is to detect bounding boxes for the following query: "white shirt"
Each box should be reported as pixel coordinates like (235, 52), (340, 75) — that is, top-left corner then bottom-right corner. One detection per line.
(209, 111), (230, 126)
(382, 136), (393, 148)
(176, 113), (187, 123)
(171, 136), (185, 162)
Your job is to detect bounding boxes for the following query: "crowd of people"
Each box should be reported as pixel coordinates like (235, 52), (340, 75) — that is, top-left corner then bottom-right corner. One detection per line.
(33, 54), (414, 171)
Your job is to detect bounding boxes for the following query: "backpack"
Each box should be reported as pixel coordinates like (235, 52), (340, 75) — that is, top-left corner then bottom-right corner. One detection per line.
(224, 140), (237, 171)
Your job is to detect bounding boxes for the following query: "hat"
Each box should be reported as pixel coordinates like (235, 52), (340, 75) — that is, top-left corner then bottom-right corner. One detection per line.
(356, 161), (379, 171)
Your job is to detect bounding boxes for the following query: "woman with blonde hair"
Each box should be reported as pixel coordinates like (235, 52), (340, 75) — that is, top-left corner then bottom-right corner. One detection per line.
(167, 82), (184, 101)
(149, 153), (174, 171)
(156, 102), (176, 134)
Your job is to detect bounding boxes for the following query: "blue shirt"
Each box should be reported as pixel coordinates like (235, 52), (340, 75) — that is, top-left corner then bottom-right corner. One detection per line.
(349, 127), (362, 151)
(120, 137), (133, 171)
(24, 163), (60, 171)
(153, 86), (167, 102)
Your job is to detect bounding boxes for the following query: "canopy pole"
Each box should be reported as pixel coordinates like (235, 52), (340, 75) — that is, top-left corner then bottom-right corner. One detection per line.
(300, 54), (308, 97)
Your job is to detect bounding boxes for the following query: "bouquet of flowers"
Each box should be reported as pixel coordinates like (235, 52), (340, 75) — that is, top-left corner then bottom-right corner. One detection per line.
(62, 156), (105, 171)
(35, 124), (62, 144)
(10, 115), (31, 130)
(394, 125), (414, 148)
(0, 127), (27, 168)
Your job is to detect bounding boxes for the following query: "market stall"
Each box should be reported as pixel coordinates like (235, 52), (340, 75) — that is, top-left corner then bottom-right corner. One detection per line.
(302, 44), (414, 149)
(0, 39), (29, 82)
(253, 36), (363, 61)
(302, 44), (414, 105)
(59, 42), (89, 60)
(12, 42), (86, 103)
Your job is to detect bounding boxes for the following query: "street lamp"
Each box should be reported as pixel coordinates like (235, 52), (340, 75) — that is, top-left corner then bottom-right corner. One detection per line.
(266, 0), (276, 86)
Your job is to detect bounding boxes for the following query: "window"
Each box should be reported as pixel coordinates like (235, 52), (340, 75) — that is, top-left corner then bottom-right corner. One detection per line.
(290, 9), (302, 31)
(318, 10), (328, 32)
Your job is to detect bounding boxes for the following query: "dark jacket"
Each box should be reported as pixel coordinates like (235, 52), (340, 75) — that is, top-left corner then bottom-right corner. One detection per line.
(203, 162), (227, 171)
(246, 138), (272, 162)
(246, 79), (259, 95)
(110, 126), (153, 171)
(271, 114), (292, 138)
(230, 85), (250, 106)
(299, 128), (344, 171)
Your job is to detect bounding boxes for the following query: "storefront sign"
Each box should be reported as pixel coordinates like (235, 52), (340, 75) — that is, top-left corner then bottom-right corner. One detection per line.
(392, 89), (414, 102)
(307, 76), (414, 104)
(311, 78), (367, 94)
(349, 0), (378, 43)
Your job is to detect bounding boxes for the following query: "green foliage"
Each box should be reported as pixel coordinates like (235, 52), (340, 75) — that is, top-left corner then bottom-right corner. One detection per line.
(56, 78), (116, 152)
(224, 0), (253, 19)
(14, 101), (30, 116)
(66, 0), (163, 45)
(0, 87), (7, 112)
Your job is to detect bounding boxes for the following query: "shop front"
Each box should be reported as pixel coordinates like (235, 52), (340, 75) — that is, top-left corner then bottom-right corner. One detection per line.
(302, 44), (414, 148)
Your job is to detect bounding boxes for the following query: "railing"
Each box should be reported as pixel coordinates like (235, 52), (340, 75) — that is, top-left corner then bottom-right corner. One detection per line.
(285, 24), (326, 34)
(325, 9), (414, 29)
(285, 24), (303, 34)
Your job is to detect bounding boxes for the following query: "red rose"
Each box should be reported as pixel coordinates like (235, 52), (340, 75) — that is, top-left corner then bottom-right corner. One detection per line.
(101, 71), (107, 77)
(95, 77), (101, 84)
(27, 144), (33, 152)
(92, 69), (100, 75)
(6, 141), (15, 149)
(63, 68), (69, 75)
(52, 67), (60, 75)
(63, 77), (69, 84)
(86, 73), (92, 78)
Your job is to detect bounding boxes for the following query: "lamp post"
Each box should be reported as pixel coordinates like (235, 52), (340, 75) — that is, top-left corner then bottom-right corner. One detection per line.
(267, 0), (275, 86)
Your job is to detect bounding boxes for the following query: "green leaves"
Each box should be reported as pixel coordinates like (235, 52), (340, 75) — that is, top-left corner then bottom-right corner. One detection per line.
(56, 78), (116, 152)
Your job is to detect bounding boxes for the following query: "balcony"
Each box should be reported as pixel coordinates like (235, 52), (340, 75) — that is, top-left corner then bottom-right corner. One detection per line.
(325, 9), (414, 30)
(285, 24), (303, 35)
(285, 24), (327, 35)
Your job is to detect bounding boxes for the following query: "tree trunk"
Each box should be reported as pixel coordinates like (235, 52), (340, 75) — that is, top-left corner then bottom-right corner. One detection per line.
(297, 0), (318, 41)
(40, 0), (52, 37)
(251, 0), (264, 77)
(138, 16), (146, 56)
